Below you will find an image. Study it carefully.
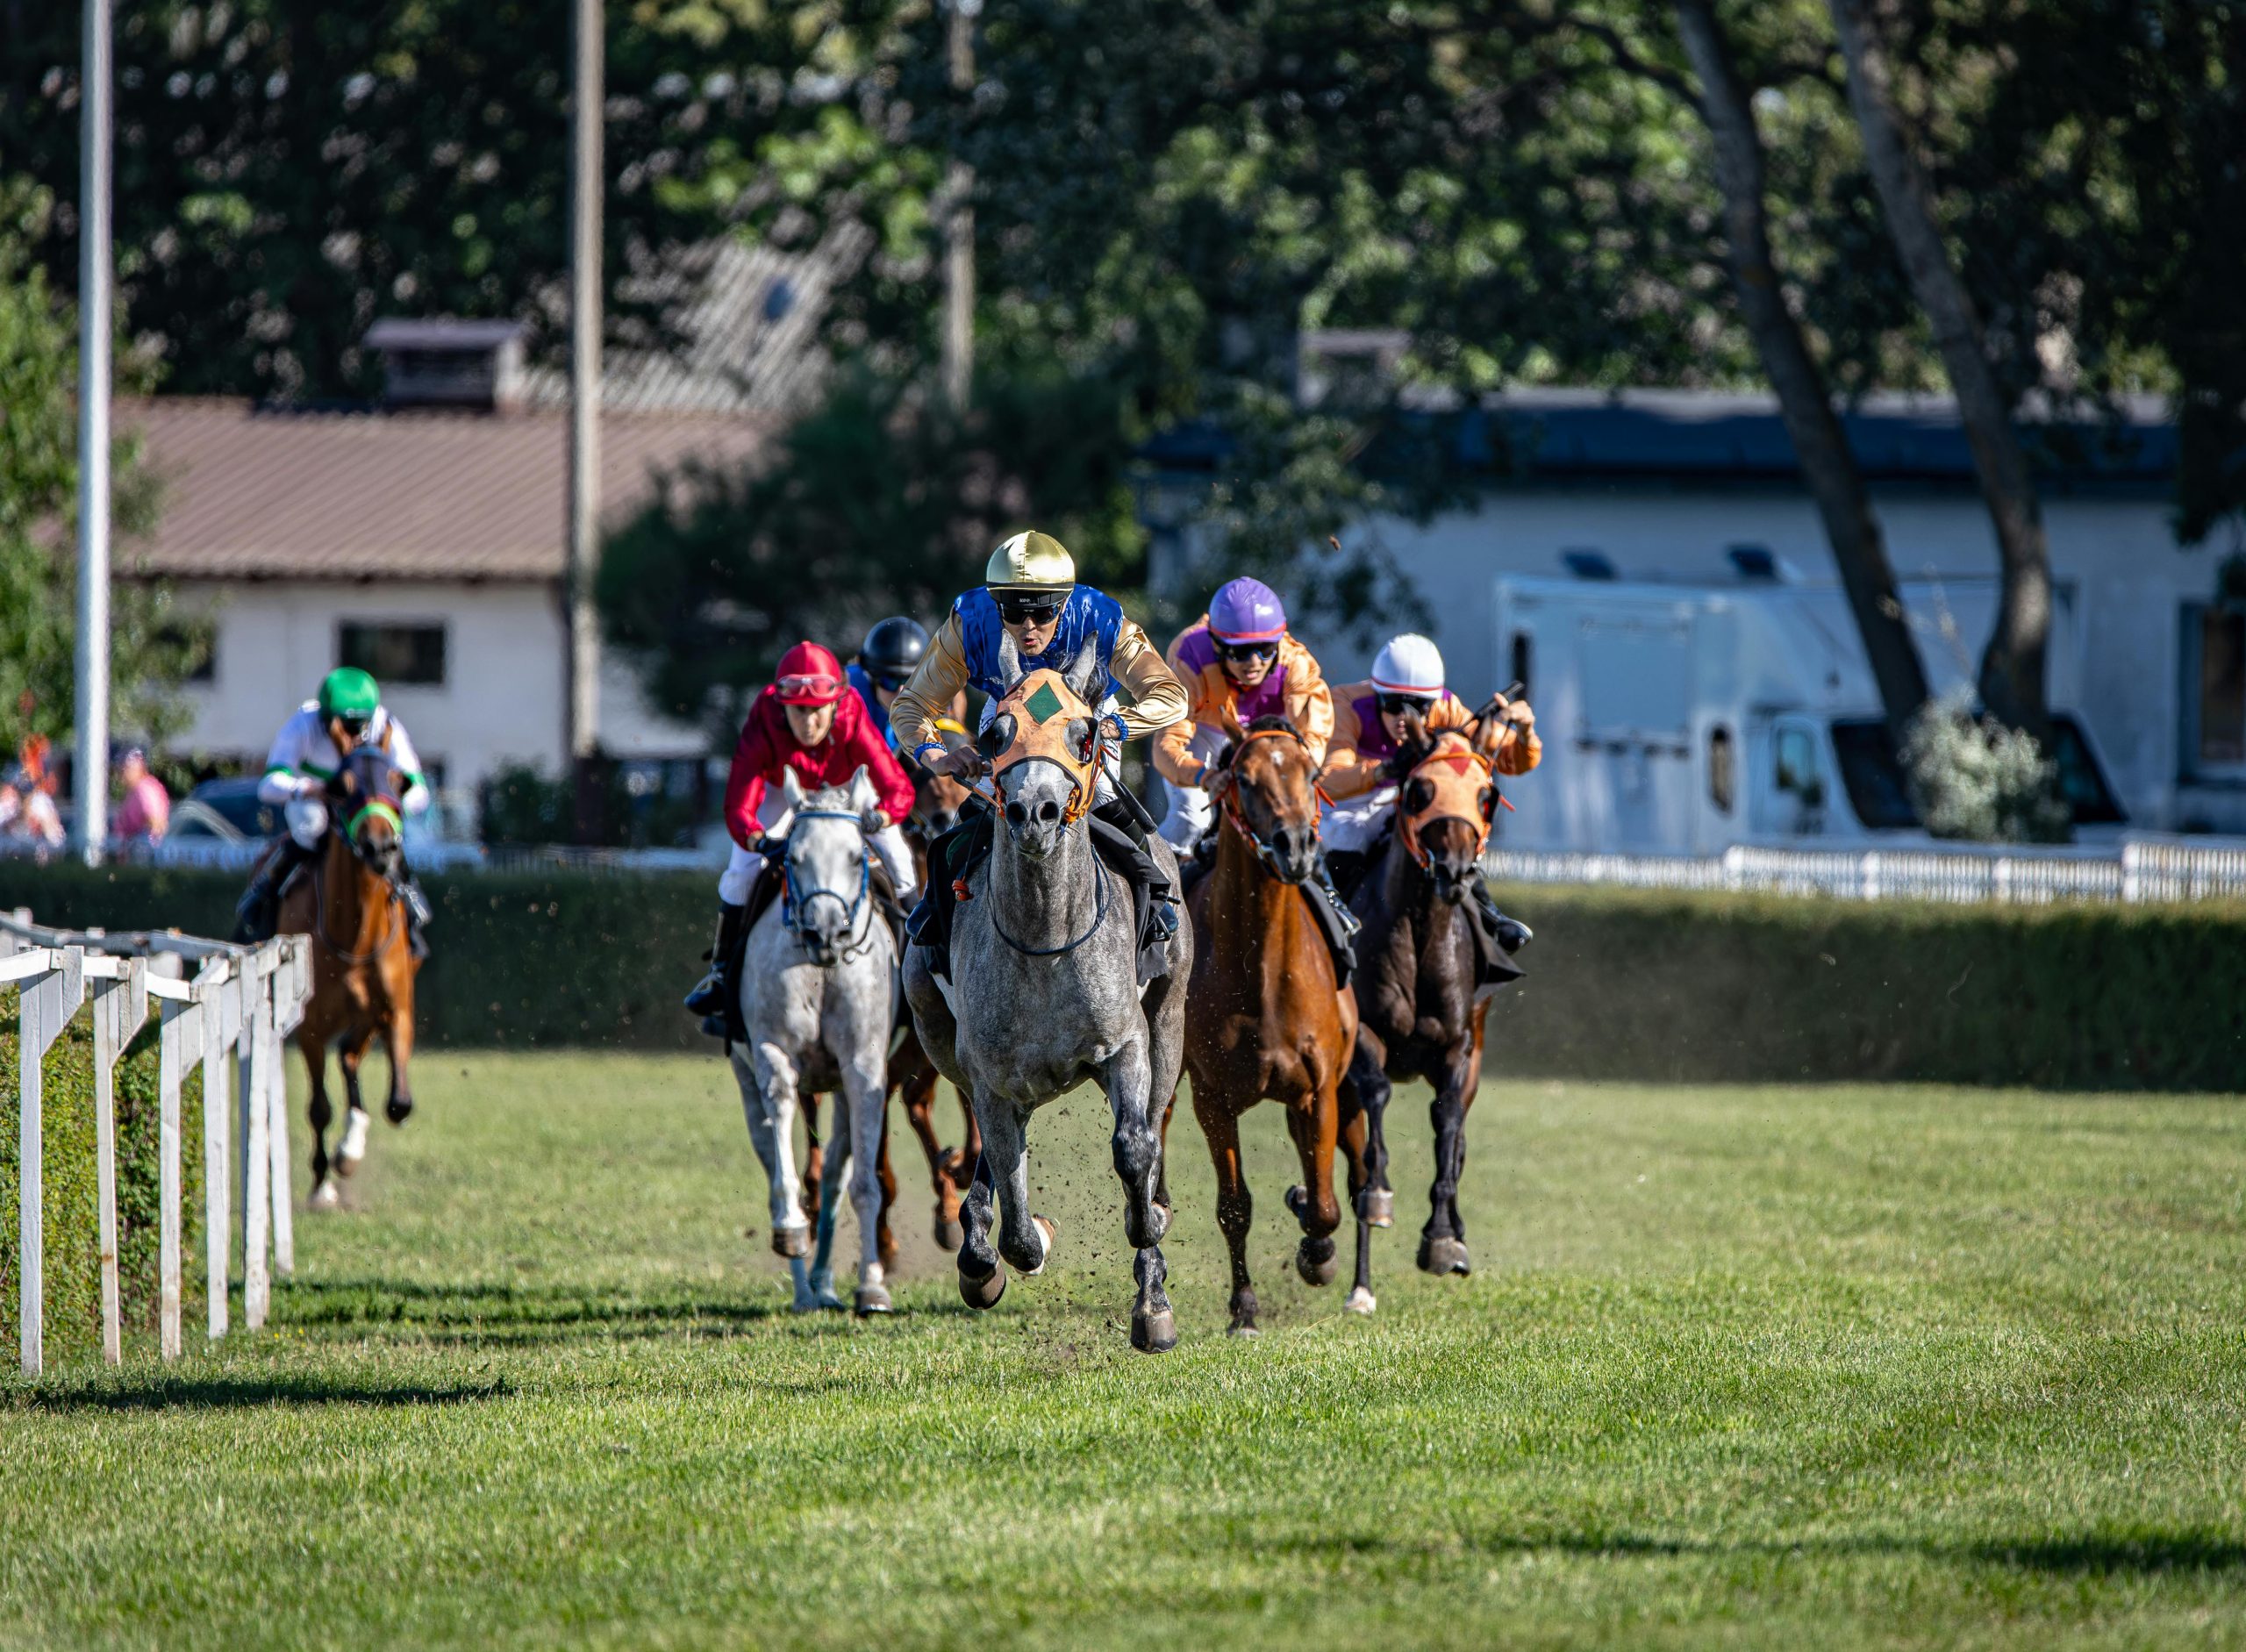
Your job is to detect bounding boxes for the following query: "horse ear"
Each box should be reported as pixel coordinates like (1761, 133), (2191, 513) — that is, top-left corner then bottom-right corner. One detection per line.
(1062, 640), (1100, 705)
(995, 630), (1025, 692)
(782, 769), (807, 808)
(847, 763), (882, 824)
(1400, 704), (1429, 747)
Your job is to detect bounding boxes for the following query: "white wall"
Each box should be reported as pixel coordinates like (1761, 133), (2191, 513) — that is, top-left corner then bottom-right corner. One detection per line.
(168, 579), (706, 803)
(1297, 484), (2223, 830)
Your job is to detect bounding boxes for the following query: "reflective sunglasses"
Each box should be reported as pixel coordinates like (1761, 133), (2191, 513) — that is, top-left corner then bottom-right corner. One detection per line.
(1213, 638), (1280, 664)
(1376, 691), (1436, 718)
(776, 673), (842, 701)
(333, 713), (372, 740)
(996, 591), (1067, 625)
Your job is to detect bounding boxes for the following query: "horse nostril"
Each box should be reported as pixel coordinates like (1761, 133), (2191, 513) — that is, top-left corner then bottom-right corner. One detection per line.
(1037, 800), (1060, 824)
(1005, 802), (1027, 826)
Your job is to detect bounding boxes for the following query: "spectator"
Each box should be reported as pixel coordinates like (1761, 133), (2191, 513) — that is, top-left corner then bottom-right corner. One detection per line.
(112, 747), (171, 841)
(13, 769), (65, 848)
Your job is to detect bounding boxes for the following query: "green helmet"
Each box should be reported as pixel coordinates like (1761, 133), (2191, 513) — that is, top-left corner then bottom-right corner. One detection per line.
(318, 667), (381, 720)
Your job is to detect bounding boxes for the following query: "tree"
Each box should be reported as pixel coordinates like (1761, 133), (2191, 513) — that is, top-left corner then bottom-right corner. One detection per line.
(1827, 0), (2055, 741)
(0, 179), (204, 757)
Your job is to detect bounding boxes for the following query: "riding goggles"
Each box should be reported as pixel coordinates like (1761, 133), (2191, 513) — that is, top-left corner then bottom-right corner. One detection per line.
(776, 671), (844, 705)
(995, 591), (1068, 625)
(1212, 638), (1281, 664)
(1376, 691), (1439, 717)
(333, 713), (372, 741)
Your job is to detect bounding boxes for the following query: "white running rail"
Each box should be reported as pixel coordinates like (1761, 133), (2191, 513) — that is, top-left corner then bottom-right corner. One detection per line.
(1484, 839), (2246, 905)
(1, 908), (311, 1377)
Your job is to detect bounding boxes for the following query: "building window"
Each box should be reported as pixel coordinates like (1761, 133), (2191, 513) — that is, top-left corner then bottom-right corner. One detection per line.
(2186, 605), (2246, 775)
(1508, 633), (1533, 700)
(1707, 725), (1735, 814)
(339, 622), (447, 687)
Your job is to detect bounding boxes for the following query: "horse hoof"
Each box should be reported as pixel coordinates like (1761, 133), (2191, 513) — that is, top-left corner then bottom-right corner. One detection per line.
(1226, 1320), (1260, 1339)
(933, 1214), (964, 1252)
(854, 1284), (893, 1317)
(815, 1291), (848, 1312)
(1344, 1286), (1377, 1315)
(338, 1112), (369, 1171)
(308, 1180), (340, 1212)
(1132, 1307), (1178, 1354)
(1024, 1214), (1057, 1276)
(1295, 1241), (1339, 1287)
(958, 1261), (1006, 1310)
(1359, 1187), (1394, 1228)
(771, 1224), (811, 1261)
(384, 1097), (413, 1126)
(1417, 1235), (1470, 1277)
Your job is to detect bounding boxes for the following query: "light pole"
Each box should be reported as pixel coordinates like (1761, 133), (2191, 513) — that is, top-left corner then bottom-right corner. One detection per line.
(941, 0), (978, 412)
(74, 0), (113, 867)
(566, 0), (604, 840)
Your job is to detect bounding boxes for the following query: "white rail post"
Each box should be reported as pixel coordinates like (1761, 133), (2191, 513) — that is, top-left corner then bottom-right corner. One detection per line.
(204, 958), (240, 1340)
(264, 942), (297, 1280)
(89, 956), (148, 1367)
(156, 976), (206, 1361)
(15, 948), (82, 1379)
(238, 948), (273, 1331)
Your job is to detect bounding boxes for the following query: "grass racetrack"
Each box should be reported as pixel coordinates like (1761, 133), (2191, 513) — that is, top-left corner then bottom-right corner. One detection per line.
(5, 1051), (2245, 1648)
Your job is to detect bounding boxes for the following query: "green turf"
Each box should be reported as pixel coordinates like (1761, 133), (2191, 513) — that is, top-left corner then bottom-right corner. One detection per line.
(4, 1053), (2244, 1649)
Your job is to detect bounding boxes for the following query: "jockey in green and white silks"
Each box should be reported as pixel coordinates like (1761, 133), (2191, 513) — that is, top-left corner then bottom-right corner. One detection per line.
(232, 666), (435, 951)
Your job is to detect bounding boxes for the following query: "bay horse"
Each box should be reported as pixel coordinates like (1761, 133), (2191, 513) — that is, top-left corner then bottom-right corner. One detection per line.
(1176, 718), (1357, 1335)
(283, 747), (421, 1209)
(1338, 709), (1512, 1312)
(903, 657), (1193, 1352)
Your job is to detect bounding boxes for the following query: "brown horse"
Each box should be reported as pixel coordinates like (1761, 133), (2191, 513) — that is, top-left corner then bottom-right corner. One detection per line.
(279, 747), (421, 1209)
(1337, 710), (1511, 1311)
(1176, 718), (1358, 1335)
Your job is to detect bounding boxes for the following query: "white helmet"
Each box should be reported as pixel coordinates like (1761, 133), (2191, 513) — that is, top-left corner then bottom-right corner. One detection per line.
(1370, 633), (1445, 698)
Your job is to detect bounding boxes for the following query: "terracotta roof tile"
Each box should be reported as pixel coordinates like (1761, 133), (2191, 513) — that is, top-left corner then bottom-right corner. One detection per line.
(118, 398), (771, 583)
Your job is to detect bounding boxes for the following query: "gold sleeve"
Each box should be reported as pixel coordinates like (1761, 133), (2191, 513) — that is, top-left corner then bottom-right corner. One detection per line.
(890, 614), (973, 760)
(1110, 620), (1189, 738)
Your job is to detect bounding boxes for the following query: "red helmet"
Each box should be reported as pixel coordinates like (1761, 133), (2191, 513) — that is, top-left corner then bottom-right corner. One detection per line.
(774, 641), (845, 705)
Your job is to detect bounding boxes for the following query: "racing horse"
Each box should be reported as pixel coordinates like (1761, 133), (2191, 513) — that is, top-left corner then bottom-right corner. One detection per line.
(1338, 707), (1514, 1312)
(729, 768), (900, 1314)
(283, 747), (422, 1209)
(904, 657), (1193, 1352)
(1176, 717), (1357, 1335)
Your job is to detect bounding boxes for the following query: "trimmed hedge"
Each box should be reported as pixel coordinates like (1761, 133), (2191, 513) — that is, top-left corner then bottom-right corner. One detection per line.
(5, 863), (2243, 1091)
(1, 994), (208, 1360)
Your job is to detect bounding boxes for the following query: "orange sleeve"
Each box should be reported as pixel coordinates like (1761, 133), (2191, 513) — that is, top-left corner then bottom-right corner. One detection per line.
(1319, 683), (1383, 801)
(1153, 619), (1211, 786)
(1281, 639), (1334, 767)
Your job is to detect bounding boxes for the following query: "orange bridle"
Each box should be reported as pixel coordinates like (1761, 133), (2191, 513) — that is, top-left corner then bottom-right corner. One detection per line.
(985, 668), (1102, 825)
(1209, 724), (1326, 866)
(1398, 731), (1496, 869)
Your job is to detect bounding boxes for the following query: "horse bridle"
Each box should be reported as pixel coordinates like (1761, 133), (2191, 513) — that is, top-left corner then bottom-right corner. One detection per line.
(1398, 733), (1497, 873)
(779, 808), (876, 961)
(309, 761), (409, 964)
(1212, 724), (1327, 879)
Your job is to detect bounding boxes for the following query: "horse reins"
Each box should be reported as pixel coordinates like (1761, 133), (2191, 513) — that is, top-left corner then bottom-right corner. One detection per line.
(1398, 734), (1498, 873)
(1213, 724), (1327, 878)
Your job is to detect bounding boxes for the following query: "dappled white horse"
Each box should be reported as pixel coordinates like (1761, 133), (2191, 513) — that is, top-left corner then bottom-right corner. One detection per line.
(729, 768), (900, 1314)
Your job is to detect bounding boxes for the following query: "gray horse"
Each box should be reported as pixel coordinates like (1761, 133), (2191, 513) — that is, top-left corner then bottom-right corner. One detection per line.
(730, 768), (899, 1315)
(904, 653), (1193, 1352)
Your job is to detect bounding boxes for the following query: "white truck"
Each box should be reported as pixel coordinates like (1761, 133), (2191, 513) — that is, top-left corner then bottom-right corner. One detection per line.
(1489, 570), (2126, 854)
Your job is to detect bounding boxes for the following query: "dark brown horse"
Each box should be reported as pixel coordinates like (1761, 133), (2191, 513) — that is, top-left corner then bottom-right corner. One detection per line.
(1337, 711), (1510, 1310)
(280, 747), (421, 1208)
(1175, 719), (1357, 1335)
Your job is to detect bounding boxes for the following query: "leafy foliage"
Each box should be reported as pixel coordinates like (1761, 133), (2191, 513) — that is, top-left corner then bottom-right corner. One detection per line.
(0, 180), (204, 756)
(1901, 690), (2071, 844)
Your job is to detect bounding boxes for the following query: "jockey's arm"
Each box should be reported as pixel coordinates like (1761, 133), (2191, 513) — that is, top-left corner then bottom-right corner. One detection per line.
(1318, 695), (1384, 802)
(1284, 638), (1336, 769)
(891, 615), (973, 769)
(381, 718), (433, 813)
(1150, 622), (1206, 788)
(1485, 694), (1542, 776)
(1108, 619), (1189, 740)
(256, 713), (324, 808)
(721, 711), (778, 850)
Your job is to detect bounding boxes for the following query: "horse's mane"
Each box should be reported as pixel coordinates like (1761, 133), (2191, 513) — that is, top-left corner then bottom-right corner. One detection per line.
(1243, 714), (1298, 737)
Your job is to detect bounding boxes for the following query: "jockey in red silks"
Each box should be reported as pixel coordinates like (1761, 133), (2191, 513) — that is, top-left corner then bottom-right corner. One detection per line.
(685, 640), (918, 1039)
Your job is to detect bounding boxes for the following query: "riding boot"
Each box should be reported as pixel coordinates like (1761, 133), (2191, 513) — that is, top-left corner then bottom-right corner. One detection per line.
(396, 867), (434, 961)
(1468, 880), (1531, 989)
(1313, 847), (1363, 938)
(685, 901), (748, 1039)
(1091, 795), (1178, 945)
(232, 834), (316, 943)
(1471, 881), (1532, 954)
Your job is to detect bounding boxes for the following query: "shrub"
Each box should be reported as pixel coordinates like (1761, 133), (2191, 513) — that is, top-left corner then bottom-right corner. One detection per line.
(1901, 690), (2071, 843)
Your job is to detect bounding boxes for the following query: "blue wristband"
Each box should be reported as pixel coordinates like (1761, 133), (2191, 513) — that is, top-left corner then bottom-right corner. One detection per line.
(912, 741), (946, 767)
(1103, 712), (1129, 743)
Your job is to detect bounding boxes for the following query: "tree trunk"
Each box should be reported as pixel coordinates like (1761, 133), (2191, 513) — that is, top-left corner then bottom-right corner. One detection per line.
(1673, 0), (1930, 747)
(1827, 0), (2053, 740)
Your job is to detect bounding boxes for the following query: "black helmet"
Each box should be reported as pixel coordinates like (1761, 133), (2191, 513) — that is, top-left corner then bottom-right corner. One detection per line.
(859, 616), (929, 682)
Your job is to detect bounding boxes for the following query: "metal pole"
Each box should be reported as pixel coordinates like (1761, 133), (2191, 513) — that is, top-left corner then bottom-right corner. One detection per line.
(941, 0), (977, 411)
(566, 0), (604, 790)
(74, 0), (112, 867)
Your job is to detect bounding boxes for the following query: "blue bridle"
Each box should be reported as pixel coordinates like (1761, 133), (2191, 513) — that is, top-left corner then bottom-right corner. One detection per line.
(778, 808), (873, 958)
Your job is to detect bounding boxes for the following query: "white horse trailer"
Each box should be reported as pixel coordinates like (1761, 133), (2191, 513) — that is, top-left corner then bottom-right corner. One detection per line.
(1489, 572), (2126, 855)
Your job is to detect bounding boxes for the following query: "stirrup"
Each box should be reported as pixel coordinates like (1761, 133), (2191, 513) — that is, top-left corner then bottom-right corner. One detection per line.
(683, 969), (726, 1015)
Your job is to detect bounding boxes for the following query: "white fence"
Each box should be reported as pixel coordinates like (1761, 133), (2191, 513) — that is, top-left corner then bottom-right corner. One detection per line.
(1, 909), (311, 1377)
(1484, 838), (2246, 905)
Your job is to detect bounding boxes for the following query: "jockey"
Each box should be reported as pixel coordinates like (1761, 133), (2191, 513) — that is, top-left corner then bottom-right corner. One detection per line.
(889, 528), (1190, 971)
(684, 640), (919, 1041)
(1321, 632), (1541, 955)
(1153, 576), (1334, 851)
(849, 615), (969, 757)
(232, 666), (434, 952)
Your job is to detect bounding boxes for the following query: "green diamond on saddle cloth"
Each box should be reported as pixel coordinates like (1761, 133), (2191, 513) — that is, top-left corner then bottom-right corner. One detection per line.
(1025, 680), (1066, 723)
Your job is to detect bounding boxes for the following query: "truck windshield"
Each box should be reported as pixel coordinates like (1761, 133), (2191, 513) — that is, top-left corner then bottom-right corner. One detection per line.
(1829, 716), (2125, 829)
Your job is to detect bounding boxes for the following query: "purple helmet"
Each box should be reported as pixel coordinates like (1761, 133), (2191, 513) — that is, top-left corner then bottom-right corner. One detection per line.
(1208, 576), (1288, 644)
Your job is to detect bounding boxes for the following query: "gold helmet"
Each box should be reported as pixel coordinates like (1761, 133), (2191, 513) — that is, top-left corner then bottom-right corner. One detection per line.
(984, 530), (1076, 592)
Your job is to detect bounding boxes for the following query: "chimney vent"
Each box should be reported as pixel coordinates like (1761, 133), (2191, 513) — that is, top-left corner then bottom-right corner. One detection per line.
(365, 318), (529, 411)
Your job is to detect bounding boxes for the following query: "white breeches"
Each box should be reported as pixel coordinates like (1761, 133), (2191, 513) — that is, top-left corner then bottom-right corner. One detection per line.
(718, 823), (918, 905)
(1156, 724), (1231, 851)
(1320, 786), (1398, 855)
(284, 797), (328, 849)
